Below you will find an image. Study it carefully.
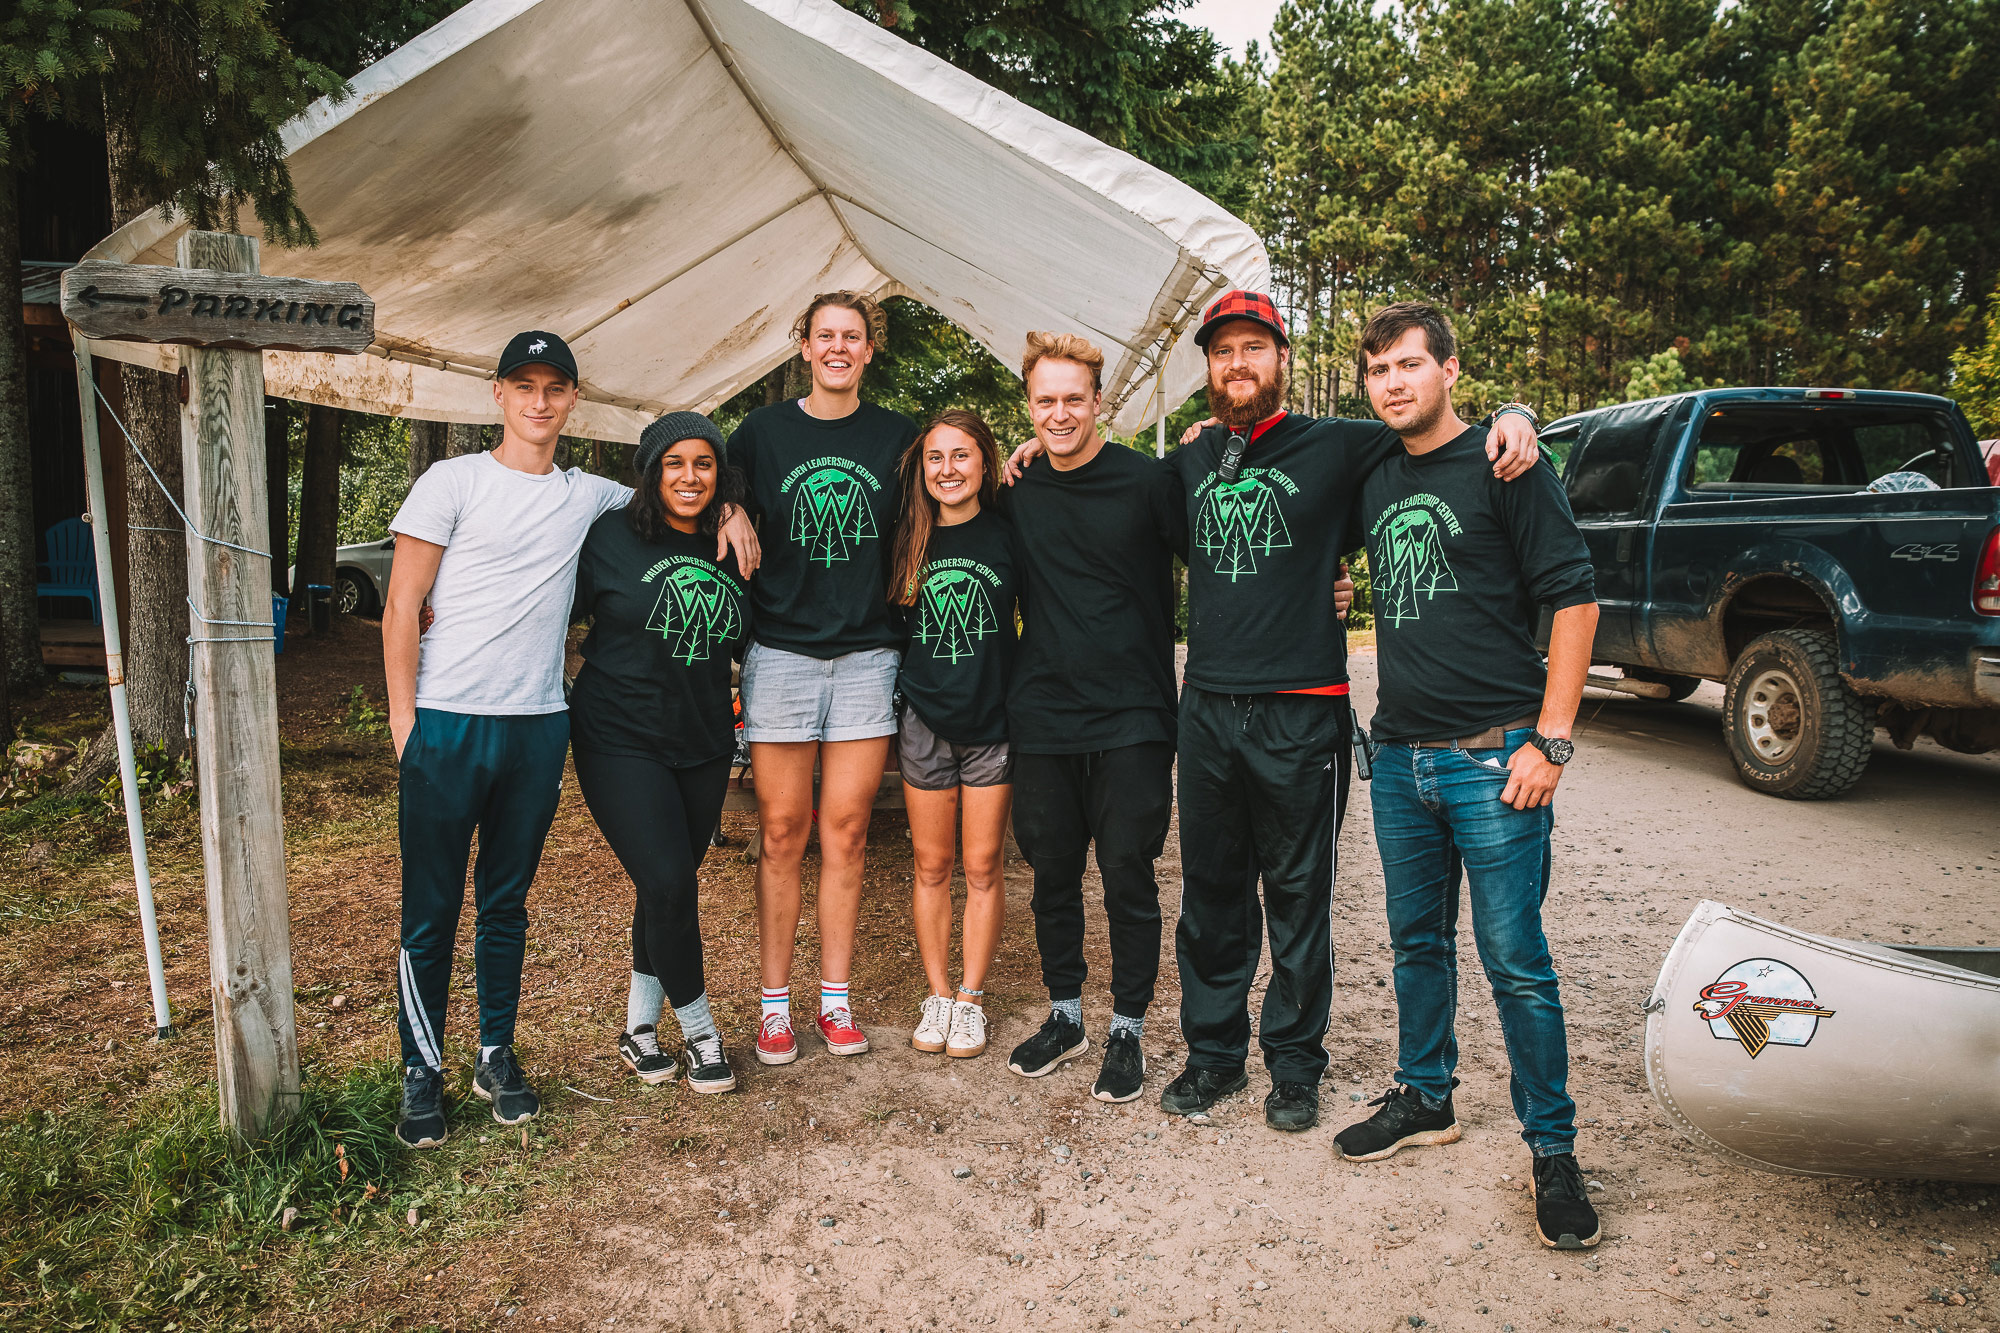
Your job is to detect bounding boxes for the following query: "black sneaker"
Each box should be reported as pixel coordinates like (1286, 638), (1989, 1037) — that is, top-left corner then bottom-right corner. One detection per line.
(1333, 1082), (1461, 1161)
(1159, 1066), (1249, 1116)
(395, 1065), (447, 1149)
(1531, 1152), (1602, 1249)
(680, 1031), (738, 1094)
(1092, 1030), (1145, 1103)
(1265, 1080), (1320, 1132)
(473, 1045), (540, 1125)
(619, 1025), (679, 1085)
(1007, 1012), (1088, 1078)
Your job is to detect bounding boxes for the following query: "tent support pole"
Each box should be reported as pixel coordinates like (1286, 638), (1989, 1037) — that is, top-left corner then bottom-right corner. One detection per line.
(69, 328), (175, 1040)
(1156, 413), (1165, 460)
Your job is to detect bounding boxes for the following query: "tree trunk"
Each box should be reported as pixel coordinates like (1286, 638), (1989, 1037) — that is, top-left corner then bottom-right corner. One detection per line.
(266, 398), (293, 599)
(408, 419), (446, 482)
(0, 162), (41, 695)
(294, 404), (343, 632)
(446, 422), (482, 457)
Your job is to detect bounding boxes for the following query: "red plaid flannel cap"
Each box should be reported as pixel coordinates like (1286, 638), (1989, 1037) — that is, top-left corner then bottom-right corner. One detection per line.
(1193, 289), (1289, 349)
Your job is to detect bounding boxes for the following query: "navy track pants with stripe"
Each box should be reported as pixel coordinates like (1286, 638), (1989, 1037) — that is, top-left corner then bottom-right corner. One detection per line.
(396, 707), (568, 1070)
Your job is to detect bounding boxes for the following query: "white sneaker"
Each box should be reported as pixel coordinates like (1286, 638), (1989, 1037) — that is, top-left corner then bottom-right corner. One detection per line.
(912, 994), (952, 1053)
(946, 1000), (988, 1058)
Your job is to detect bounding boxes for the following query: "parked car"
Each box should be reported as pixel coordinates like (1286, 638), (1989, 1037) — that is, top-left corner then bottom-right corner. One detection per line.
(1542, 387), (2000, 799)
(289, 536), (396, 617)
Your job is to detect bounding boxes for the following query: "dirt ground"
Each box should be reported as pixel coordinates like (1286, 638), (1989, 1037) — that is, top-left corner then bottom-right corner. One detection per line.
(8, 625), (1998, 1330)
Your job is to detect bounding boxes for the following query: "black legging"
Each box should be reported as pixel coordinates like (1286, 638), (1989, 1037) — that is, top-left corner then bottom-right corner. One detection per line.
(572, 749), (732, 1008)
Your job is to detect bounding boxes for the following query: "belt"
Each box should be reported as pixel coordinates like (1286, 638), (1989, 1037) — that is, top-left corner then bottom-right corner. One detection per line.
(1411, 716), (1539, 750)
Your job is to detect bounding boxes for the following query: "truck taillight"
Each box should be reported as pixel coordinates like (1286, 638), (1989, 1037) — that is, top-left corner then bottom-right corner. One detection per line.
(1804, 389), (1856, 400)
(1977, 528), (2000, 616)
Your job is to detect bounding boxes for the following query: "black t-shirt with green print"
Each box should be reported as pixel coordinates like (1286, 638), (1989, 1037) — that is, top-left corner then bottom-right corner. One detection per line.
(1357, 426), (1596, 744)
(1169, 412), (1399, 694)
(726, 399), (916, 658)
(568, 512), (751, 766)
(896, 507), (1018, 746)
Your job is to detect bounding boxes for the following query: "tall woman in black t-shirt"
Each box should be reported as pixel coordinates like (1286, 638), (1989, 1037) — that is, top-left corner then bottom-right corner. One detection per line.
(570, 413), (751, 1095)
(887, 410), (1019, 1060)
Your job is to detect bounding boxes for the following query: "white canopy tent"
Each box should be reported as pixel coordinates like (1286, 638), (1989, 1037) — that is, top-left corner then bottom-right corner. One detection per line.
(84, 0), (1270, 440)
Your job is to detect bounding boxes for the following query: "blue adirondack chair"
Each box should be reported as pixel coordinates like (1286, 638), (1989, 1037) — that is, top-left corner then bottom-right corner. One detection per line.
(37, 517), (100, 625)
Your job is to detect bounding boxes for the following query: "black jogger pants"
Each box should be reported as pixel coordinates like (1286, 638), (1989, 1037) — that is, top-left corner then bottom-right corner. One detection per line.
(1011, 742), (1174, 1019)
(1174, 688), (1350, 1084)
(572, 749), (732, 1010)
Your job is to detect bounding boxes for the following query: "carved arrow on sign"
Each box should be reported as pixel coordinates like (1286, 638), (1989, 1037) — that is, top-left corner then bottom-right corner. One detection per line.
(75, 285), (151, 310)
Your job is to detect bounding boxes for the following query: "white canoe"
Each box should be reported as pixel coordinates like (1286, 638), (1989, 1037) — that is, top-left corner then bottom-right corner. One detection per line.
(1645, 900), (2000, 1183)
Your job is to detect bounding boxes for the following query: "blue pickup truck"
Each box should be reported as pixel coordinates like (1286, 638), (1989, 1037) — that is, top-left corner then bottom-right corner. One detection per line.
(1541, 387), (2000, 799)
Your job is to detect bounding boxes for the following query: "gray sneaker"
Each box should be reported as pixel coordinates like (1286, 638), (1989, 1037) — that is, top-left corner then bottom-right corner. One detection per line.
(395, 1065), (447, 1149)
(473, 1045), (540, 1125)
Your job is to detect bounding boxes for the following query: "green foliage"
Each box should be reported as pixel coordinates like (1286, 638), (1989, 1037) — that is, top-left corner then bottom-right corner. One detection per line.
(1255, 0), (2000, 418)
(0, 1060), (550, 1330)
(1622, 348), (1700, 404)
(341, 685), (387, 740)
(1949, 284), (2000, 437)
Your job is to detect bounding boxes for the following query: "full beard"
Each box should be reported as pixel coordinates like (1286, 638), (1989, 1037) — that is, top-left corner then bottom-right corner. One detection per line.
(1207, 368), (1286, 431)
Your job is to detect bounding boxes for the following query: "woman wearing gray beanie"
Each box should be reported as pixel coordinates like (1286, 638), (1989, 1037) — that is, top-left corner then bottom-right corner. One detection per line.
(569, 412), (750, 1093)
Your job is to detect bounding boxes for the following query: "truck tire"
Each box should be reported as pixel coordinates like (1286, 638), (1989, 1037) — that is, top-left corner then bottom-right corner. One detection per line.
(1722, 628), (1872, 799)
(1627, 668), (1701, 703)
(335, 570), (376, 617)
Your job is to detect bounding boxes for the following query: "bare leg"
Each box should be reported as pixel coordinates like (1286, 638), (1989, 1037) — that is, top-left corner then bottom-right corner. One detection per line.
(813, 736), (892, 986)
(750, 740), (820, 993)
(905, 783), (961, 998)
(957, 783), (1011, 996)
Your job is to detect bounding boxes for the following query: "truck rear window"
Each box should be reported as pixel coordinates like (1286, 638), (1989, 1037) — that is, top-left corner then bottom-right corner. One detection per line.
(1686, 405), (1963, 493)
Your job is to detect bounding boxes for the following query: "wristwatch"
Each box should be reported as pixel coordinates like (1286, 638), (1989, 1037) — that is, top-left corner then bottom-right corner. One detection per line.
(1528, 730), (1574, 765)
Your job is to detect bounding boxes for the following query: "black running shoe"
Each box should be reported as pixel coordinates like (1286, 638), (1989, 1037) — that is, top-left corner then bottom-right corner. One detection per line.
(1531, 1152), (1602, 1249)
(680, 1032), (738, 1094)
(1333, 1083), (1461, 1161)
(1159, 1065), (1249, 1116)
(1007, 1012), (1088, 1078)
(473, 1045), (540, 1125)
(395, 1065), (447, 1149)
(1092, 1030), (1146, 1103)
(1265, 1080), (1320, 1132)
(619, 1025), (679, 1085)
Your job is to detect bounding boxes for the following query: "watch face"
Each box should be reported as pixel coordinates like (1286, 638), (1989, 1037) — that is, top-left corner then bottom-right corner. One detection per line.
(1542, 737), (1575, 765)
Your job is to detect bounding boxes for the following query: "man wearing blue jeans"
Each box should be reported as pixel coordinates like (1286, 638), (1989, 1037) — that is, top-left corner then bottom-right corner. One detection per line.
(1332, 302), (1604, 1252)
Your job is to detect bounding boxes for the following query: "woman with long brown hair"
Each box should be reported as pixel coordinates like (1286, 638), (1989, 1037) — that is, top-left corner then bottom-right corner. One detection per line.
(887, 409), (1019, 1059)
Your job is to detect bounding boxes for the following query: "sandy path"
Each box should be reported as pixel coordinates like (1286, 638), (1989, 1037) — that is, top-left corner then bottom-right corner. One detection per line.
(528, 652), (1999, 1333)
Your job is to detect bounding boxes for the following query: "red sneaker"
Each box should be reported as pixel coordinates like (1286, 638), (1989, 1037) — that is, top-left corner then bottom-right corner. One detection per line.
(816, 1007), (870, 1056)
(755, 1012), (798, 1066)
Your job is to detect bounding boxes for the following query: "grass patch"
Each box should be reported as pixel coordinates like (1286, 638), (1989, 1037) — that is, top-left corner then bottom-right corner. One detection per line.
(0, 1060), (565, 1330)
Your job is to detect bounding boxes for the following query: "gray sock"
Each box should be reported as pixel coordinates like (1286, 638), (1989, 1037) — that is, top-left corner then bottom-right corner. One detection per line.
(627, 971), (665, 1034)
(673, 992), (718, 1044)
(1109, 1011), (1144, 1040)
(1051, 997), (1084, 1027)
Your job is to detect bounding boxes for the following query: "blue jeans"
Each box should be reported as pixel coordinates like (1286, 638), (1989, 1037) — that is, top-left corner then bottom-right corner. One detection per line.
(1370, 727), (1576, 1157)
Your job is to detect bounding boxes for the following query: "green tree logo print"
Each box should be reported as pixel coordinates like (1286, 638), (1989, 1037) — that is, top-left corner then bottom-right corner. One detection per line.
(1376, 507), (1458, 625)
(914, 568), (998, 663)
(790, 466), (878, 566)
(645, 564), (743, 664)
(1195, 476), (1292, 580)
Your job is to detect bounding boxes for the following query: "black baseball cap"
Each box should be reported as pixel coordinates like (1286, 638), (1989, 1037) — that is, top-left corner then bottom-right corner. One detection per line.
(496, 330), (578, 383)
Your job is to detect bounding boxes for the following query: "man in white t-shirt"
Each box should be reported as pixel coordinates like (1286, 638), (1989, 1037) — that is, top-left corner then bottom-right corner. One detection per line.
(383, 329), (757, 1148)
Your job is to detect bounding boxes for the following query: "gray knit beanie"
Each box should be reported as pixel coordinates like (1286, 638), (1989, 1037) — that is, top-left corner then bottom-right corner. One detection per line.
(635, 411), (726, 477)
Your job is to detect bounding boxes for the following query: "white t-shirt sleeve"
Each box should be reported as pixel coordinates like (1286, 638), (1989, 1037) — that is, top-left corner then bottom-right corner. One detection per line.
(586, 474), (633, 520)
(392, 461), (467, 546)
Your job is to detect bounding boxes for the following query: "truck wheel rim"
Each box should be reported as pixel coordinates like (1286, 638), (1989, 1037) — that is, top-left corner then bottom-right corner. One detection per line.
(1744, 667), (1804, 764)
(338, 581), (359, 613)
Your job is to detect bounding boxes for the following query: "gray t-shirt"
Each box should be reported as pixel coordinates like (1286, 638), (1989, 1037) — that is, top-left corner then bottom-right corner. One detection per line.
(391, 452), (630, 715)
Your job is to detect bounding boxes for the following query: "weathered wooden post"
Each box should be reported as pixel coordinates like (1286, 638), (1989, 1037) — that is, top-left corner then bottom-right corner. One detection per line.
(62, 235), (373, 1139)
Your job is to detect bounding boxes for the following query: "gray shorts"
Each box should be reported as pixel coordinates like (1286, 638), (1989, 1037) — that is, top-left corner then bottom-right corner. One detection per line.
(897, 706), (1012, 791)
(740, 642), (899, 743)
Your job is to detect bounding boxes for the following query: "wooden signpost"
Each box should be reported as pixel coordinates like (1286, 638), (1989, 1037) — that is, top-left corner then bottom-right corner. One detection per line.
(61, 234), (375, 1140)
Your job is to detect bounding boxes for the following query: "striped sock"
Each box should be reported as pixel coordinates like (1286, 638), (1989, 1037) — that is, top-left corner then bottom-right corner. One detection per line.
(819, 979), (849, 1018)
(760, 987), (790, 1027)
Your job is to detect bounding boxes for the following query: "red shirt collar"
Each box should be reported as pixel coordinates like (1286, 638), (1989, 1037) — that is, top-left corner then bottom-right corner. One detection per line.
(1248, 410), (1288, 443)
